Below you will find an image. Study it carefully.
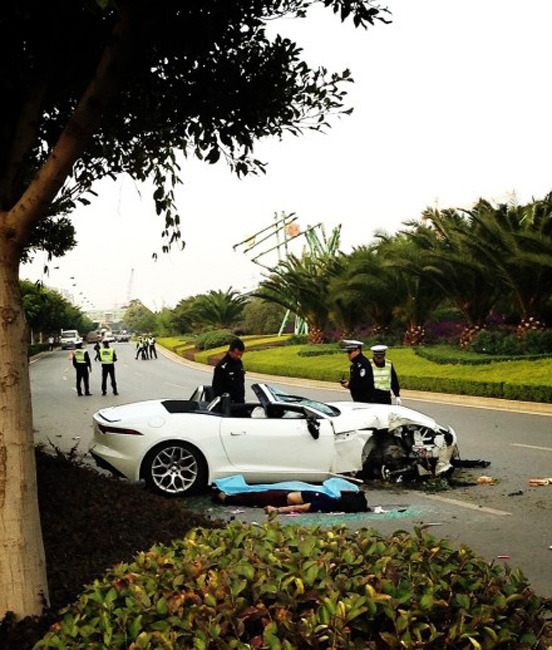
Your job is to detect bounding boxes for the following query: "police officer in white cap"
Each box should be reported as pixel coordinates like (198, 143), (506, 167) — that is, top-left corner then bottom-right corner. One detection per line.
(339, 340), (372, 402)
(368, 344), (401, 405)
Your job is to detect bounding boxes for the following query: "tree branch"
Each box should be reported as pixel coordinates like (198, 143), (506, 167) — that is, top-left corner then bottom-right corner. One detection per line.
(0, 76), (49, 209)
(5, 6), (133, 253)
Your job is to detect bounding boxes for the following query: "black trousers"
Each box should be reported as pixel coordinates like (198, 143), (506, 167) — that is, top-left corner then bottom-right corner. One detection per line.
(149, 345), (157, 359)
(75, 366), (90, 395)
(101, 364), (117, 394)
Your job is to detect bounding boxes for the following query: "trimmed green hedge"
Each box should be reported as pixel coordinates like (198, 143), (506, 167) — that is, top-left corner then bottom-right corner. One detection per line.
(36, 522), (549, 649)
(158, 339), (552, 402)
(29, 343), (49, 356)
(414, 346), (550, 366)
(243, 345), (552, 403)
(400, 375), (552, 402)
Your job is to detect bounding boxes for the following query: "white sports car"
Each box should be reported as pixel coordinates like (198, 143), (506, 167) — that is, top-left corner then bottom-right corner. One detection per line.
(89, 384), (459, 497)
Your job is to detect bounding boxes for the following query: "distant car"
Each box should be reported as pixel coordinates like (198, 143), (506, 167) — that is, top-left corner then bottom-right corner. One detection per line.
(89, 383), (459, 498)
(60, 330), (82, 350)
(100, 330), (115, 343)
(113, 330), (130, 342)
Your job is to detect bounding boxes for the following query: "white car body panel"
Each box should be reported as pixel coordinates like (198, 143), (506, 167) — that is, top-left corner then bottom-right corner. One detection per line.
(219, 417), (335, 481)
(90, 383), (459, 495)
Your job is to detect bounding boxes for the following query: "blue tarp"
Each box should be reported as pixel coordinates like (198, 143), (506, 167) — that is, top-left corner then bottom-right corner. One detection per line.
(213, 475), (359, 498)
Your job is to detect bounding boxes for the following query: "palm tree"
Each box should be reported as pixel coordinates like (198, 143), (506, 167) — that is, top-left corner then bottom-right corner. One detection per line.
(465, 195), (552, 335)
(403, 208), (502, 346)
(375, 233), (444, 345)
(327, 245), (399, 337)
(191, 288), (247, 330)
(255, 254), (339, 343)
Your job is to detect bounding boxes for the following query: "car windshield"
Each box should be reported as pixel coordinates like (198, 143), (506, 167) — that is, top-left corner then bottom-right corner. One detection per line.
(61, 330), (78, 337)
(263, 385), (340, 417)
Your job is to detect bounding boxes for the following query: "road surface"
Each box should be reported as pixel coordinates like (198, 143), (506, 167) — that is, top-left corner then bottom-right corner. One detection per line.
(30, 343), (552, 596)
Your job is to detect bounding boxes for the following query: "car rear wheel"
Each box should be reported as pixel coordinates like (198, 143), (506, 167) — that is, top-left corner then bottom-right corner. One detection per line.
(144, 442), (207, 497)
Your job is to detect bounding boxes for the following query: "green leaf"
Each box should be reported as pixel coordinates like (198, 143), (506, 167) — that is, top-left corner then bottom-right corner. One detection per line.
(156, 597), (168, 615)
(128, 615), (143, 640)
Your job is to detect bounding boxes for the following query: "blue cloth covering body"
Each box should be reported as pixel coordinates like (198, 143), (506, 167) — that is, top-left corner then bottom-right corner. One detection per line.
(213, 475), (359, 498)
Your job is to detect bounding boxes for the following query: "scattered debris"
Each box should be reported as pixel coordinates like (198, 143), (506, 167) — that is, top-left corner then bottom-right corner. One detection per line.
(529, 478), (551, 486)
(507, 490), (524, 496)
(497, 555), (511, 560)
(477, 476), (497, 485)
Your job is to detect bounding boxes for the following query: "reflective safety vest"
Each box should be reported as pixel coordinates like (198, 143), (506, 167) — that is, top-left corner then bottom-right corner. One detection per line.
(100, 348), (114, 364)
(73, 349), (87, 364)
(369, 359), (392, 391)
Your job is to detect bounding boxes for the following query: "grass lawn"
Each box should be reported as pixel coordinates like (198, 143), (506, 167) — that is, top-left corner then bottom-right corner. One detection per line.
(242, 345), (552, 400)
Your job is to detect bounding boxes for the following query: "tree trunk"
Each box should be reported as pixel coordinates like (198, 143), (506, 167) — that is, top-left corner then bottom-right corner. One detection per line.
(0, 247), (48, 618)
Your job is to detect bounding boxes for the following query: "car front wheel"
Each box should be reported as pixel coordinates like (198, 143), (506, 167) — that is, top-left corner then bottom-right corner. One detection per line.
(144, 442), (207, 497)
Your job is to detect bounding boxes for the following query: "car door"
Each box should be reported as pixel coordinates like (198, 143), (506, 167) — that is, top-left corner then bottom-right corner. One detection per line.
(218, 406), (335, 482)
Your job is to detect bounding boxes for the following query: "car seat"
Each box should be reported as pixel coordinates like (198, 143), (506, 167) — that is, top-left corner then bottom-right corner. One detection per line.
(250, 406), (267, 418)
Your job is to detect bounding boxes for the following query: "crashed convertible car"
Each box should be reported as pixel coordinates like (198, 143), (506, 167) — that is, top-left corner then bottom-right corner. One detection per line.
(89, 383), (459, 497)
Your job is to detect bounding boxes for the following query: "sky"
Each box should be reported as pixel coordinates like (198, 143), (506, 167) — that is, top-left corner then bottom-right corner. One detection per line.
(20, 0), (552, 313)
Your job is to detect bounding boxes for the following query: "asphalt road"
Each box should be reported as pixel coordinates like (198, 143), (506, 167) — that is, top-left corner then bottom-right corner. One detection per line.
(30, 343), (552, 597)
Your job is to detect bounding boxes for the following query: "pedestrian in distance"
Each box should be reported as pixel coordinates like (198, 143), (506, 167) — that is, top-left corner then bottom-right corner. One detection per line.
(212, 337), (246, 403)
(148, 334), (157, 359)
(72, 340), (92, 396)
(48, 335), (55, 351)
(93, 339), (101, 361)
(99, 339), (118, 396)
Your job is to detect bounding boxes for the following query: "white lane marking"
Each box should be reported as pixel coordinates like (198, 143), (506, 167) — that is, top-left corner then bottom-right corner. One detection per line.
(511, 443), (552, 452)
(421, 493), (511, 516)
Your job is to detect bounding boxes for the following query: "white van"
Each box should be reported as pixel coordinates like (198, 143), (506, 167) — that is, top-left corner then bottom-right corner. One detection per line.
(60, 330), (82, 350)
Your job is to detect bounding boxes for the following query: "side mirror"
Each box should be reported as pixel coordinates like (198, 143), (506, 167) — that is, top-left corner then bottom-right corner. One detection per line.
(306, 415), (320, 440)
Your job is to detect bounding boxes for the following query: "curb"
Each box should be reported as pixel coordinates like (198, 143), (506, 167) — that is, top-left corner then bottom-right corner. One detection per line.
(158, 346), (552, 417)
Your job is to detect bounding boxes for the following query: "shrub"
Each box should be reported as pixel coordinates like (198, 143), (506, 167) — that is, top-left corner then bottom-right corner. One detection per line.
(469, 329), (552, 356)
(287, 334), (309, 345)
(36, 522), (549, 649)
(29, 343), (49, 356)
(425, 320), (463, 344)
(195, 329), (234, 350)
(413, 345), (549, 366)
(524, 329), (552, 354)
(469, 330), (520, 355)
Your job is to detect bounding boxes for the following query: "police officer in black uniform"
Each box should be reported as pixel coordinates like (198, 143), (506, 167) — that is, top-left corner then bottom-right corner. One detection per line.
(212, 337), (245, 403)
(339, 339), (372, 402)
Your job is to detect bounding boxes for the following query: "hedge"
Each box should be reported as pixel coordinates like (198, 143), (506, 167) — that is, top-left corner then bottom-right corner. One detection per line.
(36, 522), (549, 649)
(414, 346), (550, 366)
(29, 343), (49, 356)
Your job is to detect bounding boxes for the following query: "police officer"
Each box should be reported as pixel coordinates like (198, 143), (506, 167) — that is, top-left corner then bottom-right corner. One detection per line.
(368, 344), (401, 405)
(72, 340), (92, 396)
(99, 339), (118, 396)
(212, 337), (245, 403)
(339, 339), (372, 402)
(148, 334), (157, 359)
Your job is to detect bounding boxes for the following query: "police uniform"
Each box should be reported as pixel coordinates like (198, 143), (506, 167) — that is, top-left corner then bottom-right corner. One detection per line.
(347, 349), (373, 402)
(100, 343), (118, 395)
(212, 353), (245, 403)
(72, 345), (92, 396)
(368, 344), (400, 405)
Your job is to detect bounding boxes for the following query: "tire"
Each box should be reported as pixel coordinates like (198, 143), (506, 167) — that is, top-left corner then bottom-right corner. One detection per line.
(143, 442), (207, 497)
